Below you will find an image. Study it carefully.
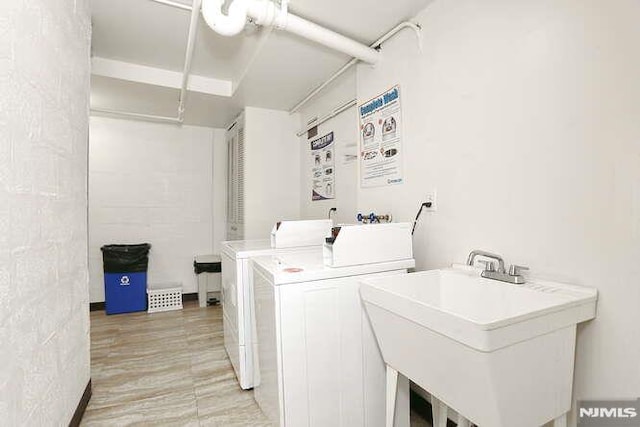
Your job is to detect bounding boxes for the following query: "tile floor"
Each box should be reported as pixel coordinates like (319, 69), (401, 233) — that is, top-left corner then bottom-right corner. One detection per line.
(82, 301), (432, 426)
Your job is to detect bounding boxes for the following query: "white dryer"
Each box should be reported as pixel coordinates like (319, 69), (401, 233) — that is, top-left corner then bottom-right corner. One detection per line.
(221, 220), (332, 390)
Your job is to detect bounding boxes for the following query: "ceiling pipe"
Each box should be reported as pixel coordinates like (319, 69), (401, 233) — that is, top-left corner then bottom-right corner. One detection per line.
(91, 108), (183, 125)
(92, 0), (203, 125)
(289, 21), (421, 114)
(232, 25), (274, 95)
(201, 0), (249, 36)
(178, 0), (203, 121)
(290, 58), (357, 114)
(250, 1), (380, 64)
(148, 0), (192, 11)
(201, 0), (381, 65)
(374, 21), (422, 51)
(277, 14), (380, 65)
(296, 98), (357, 137)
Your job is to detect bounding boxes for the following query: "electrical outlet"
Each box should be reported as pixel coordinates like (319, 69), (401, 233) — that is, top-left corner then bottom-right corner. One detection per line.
(425, 191), (437, 212)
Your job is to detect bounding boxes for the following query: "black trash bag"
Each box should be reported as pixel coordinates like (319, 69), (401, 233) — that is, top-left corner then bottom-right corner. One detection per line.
(194, 260), (222, 274)
(101, 243), (151, 273)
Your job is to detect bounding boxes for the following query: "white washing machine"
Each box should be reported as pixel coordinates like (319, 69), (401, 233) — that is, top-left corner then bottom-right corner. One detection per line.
(221, 220), (332, 390)
(251, 223), (415, 427)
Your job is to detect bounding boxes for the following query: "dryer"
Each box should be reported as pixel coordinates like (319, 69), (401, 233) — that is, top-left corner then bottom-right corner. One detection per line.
(221, 219), (332, 389)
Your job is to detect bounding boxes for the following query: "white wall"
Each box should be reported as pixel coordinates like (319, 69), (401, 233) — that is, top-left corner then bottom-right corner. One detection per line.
(298, 69), (359, 225)
(0, 0), (91, 424)
(212, 128), (228, 253)
(243, 107), (302, 238)
(301, 0), (640, 424)
(89, 117), (226, 302)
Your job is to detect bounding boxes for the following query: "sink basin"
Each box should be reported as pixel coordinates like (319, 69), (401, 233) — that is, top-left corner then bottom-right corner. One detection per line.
(360, 267), (597, 427)
(361, 267), (597, 352)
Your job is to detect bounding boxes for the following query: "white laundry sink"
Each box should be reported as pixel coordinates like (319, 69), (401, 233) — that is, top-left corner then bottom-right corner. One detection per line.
(360, 267), (597, 427)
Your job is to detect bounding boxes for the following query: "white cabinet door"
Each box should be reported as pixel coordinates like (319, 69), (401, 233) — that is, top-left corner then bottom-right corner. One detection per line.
(225, 115), (245, 238)
(278, 270), (406, 427)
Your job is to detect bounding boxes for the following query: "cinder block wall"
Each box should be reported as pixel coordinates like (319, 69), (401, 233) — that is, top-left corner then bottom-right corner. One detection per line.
(0, 0), (91, 424)
(88, 117), (221, 302)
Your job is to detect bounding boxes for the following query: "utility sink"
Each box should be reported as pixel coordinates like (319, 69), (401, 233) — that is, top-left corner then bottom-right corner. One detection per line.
(360, 267), (597, 427)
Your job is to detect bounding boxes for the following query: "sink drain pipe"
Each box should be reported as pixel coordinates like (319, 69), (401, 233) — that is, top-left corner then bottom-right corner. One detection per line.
(201, 0), (381, 65)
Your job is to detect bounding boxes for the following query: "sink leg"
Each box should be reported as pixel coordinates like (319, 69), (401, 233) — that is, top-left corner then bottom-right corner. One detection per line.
(385, 366), (410, 427)
(386, 366), (398, 427)
(431, 396), (448, 427)
(553, 413), (567, 427)
(431, 395), (448, 427)
(457, 415), (471, 427)
(395, 373), (410, 427)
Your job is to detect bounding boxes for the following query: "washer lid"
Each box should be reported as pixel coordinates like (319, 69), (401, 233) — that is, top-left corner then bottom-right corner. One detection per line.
(251, 251), (415, 285)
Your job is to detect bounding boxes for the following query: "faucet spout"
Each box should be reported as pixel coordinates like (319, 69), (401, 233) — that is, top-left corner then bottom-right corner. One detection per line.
(466, 250), (506, 273)
(466, 249), (529, 285)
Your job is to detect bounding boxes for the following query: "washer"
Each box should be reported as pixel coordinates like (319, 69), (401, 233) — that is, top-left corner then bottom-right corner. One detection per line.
(252, 250), (415, 427)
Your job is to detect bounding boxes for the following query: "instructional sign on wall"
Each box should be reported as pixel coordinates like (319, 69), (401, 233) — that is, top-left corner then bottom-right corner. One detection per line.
(358, 85), (403, 188)
(311, 132), (335, 200)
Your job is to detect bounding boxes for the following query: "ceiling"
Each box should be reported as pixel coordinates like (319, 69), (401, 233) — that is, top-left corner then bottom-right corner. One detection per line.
(90, 0), (432, 127)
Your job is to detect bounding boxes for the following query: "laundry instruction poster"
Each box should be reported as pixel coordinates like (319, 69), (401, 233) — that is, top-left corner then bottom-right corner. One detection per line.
(358, 85), (403, 188)
(310, 132), (335, 200)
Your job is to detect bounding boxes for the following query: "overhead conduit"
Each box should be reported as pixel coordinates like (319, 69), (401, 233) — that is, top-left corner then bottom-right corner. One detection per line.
(200, 0), (421, 115)
(201, 0), (381, 65)
(94, 0), (419, 125)
(293, 21), (421, 136)
(291, 21), (422, 114)
(92, 0), (203, 125)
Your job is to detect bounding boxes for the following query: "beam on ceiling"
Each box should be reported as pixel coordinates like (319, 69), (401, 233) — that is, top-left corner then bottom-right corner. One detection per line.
(91, 57), (233, 97)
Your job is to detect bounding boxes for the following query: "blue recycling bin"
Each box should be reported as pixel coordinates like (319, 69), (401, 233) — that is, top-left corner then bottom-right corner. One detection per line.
(101, 244), (151, 315)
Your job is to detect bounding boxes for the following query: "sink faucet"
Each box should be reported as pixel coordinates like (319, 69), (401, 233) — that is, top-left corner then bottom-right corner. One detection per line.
(466, 250), (529, 284)
(466, 250), (506, 273)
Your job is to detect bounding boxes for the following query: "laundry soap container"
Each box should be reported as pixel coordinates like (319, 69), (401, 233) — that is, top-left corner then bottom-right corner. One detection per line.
(101, 243), (151, 315)
(194, 254), (222, 308)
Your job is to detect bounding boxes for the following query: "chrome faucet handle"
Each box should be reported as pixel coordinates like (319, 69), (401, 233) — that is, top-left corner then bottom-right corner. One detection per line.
(479, 260), (495, 272)
(509, 265), (529, 276)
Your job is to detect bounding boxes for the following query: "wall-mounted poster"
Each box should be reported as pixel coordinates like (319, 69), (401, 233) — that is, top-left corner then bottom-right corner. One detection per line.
(358, 85), (403, 188)
(311, 132), (335, 201)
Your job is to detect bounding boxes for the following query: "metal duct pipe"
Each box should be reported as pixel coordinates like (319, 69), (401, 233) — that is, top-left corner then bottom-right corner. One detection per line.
(201, 0), (381, 64)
